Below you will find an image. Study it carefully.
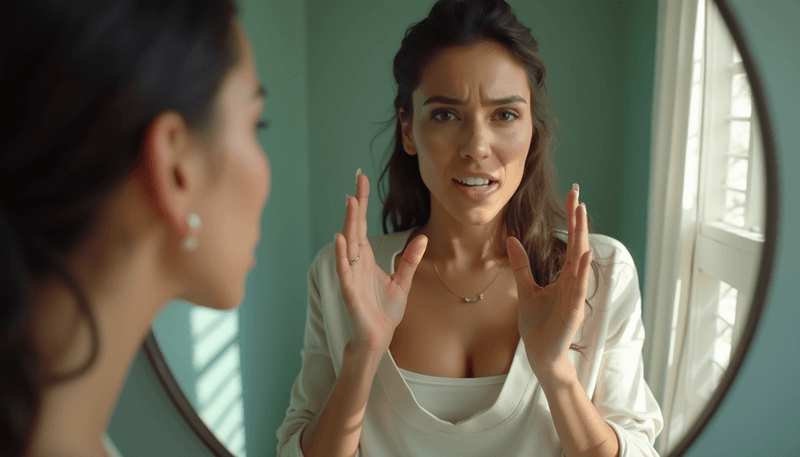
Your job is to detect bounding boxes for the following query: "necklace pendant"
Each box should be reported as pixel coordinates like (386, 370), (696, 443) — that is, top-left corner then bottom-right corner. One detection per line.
(464, 293), (484, 303)
(434, 260), (505, 304)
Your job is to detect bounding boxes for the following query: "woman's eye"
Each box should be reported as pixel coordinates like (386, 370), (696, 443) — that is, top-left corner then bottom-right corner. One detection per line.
(432, 111), (456, 121)
(497, 110), (519, 122)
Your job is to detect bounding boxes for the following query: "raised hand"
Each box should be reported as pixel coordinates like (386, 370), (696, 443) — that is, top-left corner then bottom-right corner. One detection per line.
(334, 171), (428, 357)
(509, 184), (592, 382)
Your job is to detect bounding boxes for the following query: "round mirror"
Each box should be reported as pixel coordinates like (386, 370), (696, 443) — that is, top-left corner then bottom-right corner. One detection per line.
(144, 0), (776, 455)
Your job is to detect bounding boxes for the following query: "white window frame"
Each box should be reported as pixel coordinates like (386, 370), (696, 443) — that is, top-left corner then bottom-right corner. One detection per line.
(643, 0), (765, 454)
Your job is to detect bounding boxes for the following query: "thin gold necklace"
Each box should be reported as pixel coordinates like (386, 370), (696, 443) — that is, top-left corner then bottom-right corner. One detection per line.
(432, 258), (507, 303)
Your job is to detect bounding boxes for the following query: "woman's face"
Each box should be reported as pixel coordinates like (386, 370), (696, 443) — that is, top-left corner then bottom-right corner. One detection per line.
(401, 40), (533, 227)
(188, 23), (271, 310)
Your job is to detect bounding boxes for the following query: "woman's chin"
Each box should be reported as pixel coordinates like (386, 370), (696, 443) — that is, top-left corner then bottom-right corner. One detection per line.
(187, 289), (245, 311)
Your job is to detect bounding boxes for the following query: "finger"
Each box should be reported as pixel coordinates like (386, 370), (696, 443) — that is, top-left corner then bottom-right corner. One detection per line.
(570, 249), (593, 312)
(392, 234), (428, 296)
(567, 183), (579, 251)
(356, 171), (369, 245)
(575, 201), (590, 263)
(343, 195), (360, 262)
(334, 233), (353, 290)
(506, 236), (539, 299)
(565, 184), (580, 275)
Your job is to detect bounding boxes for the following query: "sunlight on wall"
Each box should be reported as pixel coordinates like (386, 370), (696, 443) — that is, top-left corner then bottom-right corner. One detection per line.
(190, 307), (248, 457)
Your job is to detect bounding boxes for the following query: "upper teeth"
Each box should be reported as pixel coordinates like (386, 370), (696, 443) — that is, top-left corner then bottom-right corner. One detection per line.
(458, 177), (491, 186)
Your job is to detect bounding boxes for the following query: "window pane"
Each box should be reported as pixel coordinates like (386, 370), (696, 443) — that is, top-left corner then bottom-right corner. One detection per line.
(730, 74), (752, 117)
(714, 281), (738, 374)
(725, 156), (748, 192)
(728, 120), (751, 157)
(723, 190), (746, 227)
(684, 134), (701, 210)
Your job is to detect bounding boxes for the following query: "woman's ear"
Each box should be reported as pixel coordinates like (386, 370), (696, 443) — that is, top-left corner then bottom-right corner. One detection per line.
(399, 108), (418, 156)
(134, 111), (205, 239)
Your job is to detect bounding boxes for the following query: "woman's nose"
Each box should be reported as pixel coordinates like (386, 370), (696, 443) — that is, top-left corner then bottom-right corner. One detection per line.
(458, 118), (490, 160)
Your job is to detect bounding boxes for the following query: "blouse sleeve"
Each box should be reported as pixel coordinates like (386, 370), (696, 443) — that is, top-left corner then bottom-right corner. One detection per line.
(276, 252), (338, 457)
(592, 240), (664, 456)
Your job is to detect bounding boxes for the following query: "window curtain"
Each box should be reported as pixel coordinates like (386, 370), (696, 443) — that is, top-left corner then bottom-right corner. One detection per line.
(641, 0), (701, 454)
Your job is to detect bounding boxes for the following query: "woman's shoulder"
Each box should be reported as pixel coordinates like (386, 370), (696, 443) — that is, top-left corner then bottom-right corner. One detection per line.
(589, 233), (636, 265)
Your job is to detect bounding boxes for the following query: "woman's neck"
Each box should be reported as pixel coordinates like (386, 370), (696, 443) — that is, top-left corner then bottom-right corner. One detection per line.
(417, 202), (508, 266)
(26, 229), (175, 456)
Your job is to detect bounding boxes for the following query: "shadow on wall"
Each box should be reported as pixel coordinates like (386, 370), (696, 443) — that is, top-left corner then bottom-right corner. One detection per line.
(153, 302), (248, 456)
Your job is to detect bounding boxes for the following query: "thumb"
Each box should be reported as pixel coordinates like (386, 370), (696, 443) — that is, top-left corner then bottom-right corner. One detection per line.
(392, 234), (428, 296)
(506, 236), (539, 298)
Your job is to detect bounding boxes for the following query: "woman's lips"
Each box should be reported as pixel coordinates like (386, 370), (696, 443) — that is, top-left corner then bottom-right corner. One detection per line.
(453, 179), (499, 201)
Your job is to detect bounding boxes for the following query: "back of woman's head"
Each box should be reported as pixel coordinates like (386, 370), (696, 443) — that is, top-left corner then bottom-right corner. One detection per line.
(0, 0), (237, 453)
(379, 0), (569, 286)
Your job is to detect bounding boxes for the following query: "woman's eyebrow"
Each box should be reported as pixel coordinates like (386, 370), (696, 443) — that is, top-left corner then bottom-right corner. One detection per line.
(486, 95), (526, 106)
(422, 94), (527, 106)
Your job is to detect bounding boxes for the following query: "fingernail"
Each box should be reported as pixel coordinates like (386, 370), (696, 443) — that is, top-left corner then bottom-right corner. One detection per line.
(572, 183), (579, 197)
(581, 202), (587, 214)
(346, 194), (349, 207)
(356, 168), (362, 184)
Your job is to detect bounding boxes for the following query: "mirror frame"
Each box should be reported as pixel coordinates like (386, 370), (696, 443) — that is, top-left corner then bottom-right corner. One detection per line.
(141, 1), (779, 455)
(143, 332), (234, 457)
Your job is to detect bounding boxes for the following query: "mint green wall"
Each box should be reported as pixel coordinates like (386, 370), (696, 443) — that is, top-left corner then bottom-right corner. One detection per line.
(306, 0), (431, 251)
(237, 1), (310, 455)
(519, 1), (627, 239)
(618, 0), (659, 295)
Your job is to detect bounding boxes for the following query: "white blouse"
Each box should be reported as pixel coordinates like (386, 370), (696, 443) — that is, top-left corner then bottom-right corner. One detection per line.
(276, 228), (663, 457)
(397, 367), (507, 424)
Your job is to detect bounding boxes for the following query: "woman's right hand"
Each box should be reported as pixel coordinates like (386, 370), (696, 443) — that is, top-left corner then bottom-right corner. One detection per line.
(334, 171), (427, 359)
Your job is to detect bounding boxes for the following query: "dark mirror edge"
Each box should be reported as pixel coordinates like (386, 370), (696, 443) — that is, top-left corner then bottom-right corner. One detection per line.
(668, 0), (779, 456)
(143, 331), (236, 457)
(140, 1), (780, 455)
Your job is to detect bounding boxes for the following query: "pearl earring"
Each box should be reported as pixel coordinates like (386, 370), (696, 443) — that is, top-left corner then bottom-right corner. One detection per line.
(181, 212), (202, 252)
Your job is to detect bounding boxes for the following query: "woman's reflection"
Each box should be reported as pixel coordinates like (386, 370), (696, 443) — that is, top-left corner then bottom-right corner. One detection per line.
(277, 1), (662, 456)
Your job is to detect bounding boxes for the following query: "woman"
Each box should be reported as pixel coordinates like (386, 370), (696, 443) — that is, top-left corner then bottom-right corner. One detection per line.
(277, 0), (662, 456)
(0, 1), (270, 455)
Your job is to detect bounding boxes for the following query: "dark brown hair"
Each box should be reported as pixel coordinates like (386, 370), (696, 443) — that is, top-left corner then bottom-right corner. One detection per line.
(0, 0), (238, 454)
(378, 0), (600, 330)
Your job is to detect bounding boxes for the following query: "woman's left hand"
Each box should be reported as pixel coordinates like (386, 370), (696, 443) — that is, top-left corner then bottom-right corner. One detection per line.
(508, 186), (592, 384)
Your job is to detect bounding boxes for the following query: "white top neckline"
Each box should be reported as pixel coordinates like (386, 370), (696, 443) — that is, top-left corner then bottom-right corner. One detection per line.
(398, 366), (508, 424)
(378, 228), (539, 434)
(397, 366), (508, 385)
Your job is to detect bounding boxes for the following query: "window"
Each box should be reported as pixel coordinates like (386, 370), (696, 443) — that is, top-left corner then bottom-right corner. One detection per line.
(644, 0), (766, 454)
